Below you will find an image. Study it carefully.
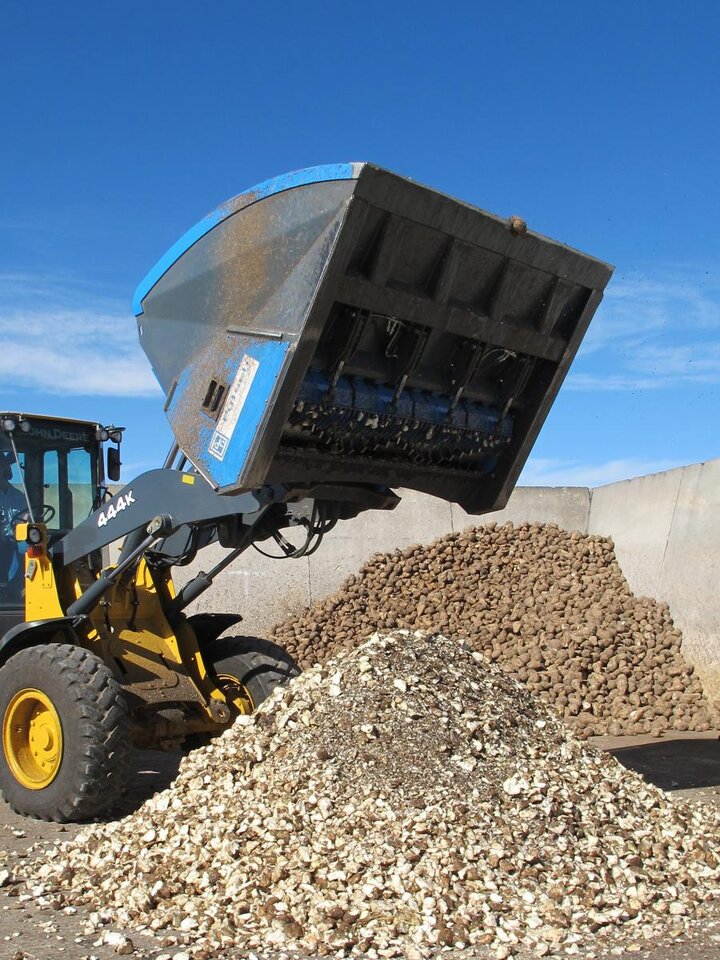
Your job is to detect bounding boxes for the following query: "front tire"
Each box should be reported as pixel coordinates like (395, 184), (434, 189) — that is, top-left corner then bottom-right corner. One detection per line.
(207, 635), (301, 711)
(0, 643), (132, 822)
(185, 636), (300, 751)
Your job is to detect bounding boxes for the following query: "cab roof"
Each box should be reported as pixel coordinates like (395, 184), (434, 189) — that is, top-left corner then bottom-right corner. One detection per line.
(0, 413), (102, 430)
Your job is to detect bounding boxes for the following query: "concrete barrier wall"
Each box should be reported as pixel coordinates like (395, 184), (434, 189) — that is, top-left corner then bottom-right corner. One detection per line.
(176, 487), (590, 635)
(587, 459), (720, 705)
(180, 486), (592, 637)
(177, 459), (719, 702)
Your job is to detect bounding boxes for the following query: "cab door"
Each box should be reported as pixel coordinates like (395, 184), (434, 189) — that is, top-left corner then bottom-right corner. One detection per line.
(0, 451), (28, 632)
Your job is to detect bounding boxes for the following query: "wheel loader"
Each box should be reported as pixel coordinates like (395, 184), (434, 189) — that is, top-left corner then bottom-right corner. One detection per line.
(0, 163), (613, 820)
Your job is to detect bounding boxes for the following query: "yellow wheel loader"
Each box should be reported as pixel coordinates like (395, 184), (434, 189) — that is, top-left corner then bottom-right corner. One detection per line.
(0, 164), (612, 820)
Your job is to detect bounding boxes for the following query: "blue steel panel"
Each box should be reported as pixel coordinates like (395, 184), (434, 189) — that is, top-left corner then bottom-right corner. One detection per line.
(133, 163), (360, 316)
(170, 339), (290, 489)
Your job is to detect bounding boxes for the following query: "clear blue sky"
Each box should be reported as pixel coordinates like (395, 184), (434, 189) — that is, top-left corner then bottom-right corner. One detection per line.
(1, 1), (718, 486)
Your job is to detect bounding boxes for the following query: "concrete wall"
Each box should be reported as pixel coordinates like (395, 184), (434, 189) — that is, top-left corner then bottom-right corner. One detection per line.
(180, 486), (591, 638)
(177, 460), (720, 702)
(587, 460), (720, 705)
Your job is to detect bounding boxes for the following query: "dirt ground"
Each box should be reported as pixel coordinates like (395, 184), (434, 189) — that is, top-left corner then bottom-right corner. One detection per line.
(1, 733), (718, 960)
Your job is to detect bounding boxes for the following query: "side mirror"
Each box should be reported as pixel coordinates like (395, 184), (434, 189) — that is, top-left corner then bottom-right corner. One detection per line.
(107, 445), (121, 482)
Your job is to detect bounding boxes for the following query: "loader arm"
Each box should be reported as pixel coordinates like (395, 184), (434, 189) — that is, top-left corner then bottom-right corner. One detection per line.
(56, 469), (279, 565)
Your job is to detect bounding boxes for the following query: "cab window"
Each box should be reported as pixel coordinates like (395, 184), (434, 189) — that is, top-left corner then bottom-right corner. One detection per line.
(39, 445), (96, 531)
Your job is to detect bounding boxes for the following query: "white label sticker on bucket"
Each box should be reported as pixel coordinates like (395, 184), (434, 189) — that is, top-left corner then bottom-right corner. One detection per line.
(208, 354), (259, 461)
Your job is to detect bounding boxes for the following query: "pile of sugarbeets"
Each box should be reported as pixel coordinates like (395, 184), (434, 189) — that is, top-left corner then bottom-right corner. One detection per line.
(273, 522), (716, 738)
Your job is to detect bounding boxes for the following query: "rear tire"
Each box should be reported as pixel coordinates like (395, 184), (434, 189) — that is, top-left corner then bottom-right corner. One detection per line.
(0, 644), (132, 822)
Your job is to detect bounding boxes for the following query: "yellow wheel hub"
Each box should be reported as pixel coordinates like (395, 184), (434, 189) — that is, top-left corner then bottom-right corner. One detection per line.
(3, 689), (63, 789)
(216, 673), (254, 716)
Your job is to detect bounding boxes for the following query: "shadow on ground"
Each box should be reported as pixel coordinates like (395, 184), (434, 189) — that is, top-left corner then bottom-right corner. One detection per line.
(108, 749), (184, 819)
(608, 737), (720, 791)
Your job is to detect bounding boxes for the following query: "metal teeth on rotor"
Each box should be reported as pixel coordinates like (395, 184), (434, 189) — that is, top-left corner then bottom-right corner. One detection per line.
(285, 391), (510, 468)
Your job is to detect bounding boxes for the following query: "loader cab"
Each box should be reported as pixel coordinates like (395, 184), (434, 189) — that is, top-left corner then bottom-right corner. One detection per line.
(0, 413), (120, 633)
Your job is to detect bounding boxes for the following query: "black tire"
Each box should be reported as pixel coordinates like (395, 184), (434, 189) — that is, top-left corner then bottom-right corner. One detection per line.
(0, 643), (132, 822)
(206, 635), (300, 708)
(185, 636), (300, 751)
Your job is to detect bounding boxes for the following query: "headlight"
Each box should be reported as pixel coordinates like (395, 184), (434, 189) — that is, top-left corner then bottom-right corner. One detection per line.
(27, 526), (43, 545)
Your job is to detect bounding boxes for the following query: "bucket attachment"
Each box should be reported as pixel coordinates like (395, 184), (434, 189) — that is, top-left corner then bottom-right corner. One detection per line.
(134, 164), (612, 514)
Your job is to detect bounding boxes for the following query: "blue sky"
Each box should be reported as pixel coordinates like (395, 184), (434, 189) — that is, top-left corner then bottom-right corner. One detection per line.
(1, 1), (718, 487)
